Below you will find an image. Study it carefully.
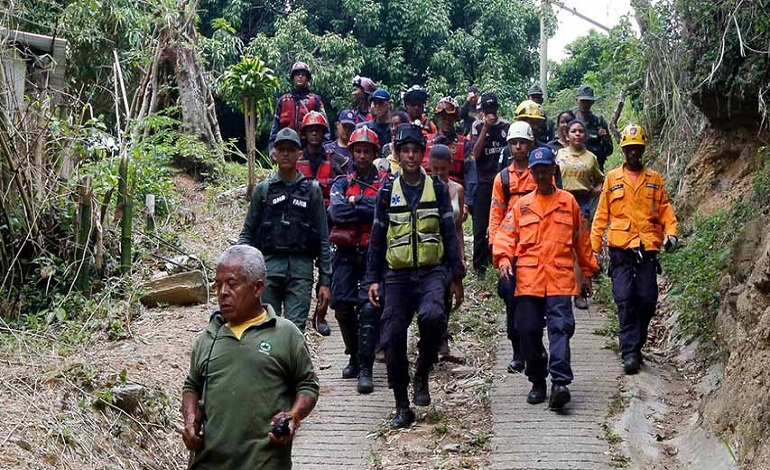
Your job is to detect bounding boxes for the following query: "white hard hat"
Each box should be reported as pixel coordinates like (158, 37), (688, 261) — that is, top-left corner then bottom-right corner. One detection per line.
(506, 120), (534, 142)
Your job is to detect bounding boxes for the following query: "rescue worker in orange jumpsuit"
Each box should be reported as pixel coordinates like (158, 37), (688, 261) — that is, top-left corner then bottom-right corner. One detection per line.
(591, 124), (678, 374)
(329, 126), (388, 393)
(298, 111), (349, 335)
(494, 146), (598, 410)
(489, 121), (538, 375)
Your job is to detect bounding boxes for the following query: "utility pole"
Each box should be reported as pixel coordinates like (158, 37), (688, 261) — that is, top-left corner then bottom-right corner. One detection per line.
(540, 0), (548, 97)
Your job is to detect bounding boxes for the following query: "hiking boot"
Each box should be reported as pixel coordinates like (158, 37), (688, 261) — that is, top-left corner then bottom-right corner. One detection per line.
(389, 407), (415, 429)
(412, 373), (431, 406)
(623, 355), (640, 375)
(526, 381), (547, 405)
(549, 384), (571, 410)
(313, 314), (331, 336)
(357, 367), (374, 394)
(342, 357), (359, 379)
(573, 295), (589, 310)
(507, 354), (525, 373)
(438, 336), (451, 361)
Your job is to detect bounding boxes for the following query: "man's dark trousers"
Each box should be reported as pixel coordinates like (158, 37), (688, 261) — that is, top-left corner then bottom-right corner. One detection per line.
(472, 182), (493, 272)
(497, 276), (520, 353)
(516, 295), (574, 385)
(331, 248), (369, 360)
(609, 247), (658, 361)
(380, 267), (447, 393)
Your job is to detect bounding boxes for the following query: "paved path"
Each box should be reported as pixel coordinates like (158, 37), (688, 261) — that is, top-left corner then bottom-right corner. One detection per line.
(293, 327), (391, 469)
(490, 308), (620, 470)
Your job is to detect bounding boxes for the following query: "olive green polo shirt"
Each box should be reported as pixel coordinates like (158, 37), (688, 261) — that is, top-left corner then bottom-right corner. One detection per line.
(183, 305), (319, 469)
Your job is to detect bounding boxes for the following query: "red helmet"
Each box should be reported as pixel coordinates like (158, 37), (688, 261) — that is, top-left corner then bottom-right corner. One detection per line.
(301, 111), (328, 131)
(352, 75), (377, 95)
(348, 125), (380, 150)
(290, 61), (312, 81)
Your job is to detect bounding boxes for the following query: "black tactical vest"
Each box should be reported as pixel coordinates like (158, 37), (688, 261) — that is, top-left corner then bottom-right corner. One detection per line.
(258, 179), (321, 256)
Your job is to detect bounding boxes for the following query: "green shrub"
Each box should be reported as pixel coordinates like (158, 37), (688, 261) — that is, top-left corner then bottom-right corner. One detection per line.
(662, 155), (769, 340)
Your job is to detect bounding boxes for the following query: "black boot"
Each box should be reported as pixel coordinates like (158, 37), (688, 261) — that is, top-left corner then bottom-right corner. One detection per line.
(412, 359), (432, 406)
(357, 367), (374, 394)
(389, 390), (415, 429)
(623, 354), (640, 375)
(335, 306), (358, 355)
(526, 381), (547, 404)
(342, 356), (359, 379)
(507, 354), (525, 373)
(549, 384), (571, 410)
(357, 323), (377, 394)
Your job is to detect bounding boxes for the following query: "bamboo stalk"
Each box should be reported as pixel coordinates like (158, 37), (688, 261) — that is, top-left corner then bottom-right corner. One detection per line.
(75, 177), (92, 291)
(118, 154), (132, 273)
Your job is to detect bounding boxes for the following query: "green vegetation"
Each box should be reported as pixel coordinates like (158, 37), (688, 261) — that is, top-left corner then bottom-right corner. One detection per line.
(662, 150), (770, 340)
(601, 422), (622, 445)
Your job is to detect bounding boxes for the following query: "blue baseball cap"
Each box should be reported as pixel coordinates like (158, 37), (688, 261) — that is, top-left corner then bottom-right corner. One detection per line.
(371, 88), (391, 101)
(528, 146), (555, 168)
(338, 109), (356, 125)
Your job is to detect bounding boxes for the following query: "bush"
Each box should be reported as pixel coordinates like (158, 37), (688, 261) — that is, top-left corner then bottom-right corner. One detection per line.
(662, 156), (769, 339)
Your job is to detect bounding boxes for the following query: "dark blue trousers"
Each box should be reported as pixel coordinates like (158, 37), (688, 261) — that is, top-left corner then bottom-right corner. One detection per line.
(609, 247), (659, 360)
(516, 295), (574, 385)
(497, 277), (520, 353)
(330, 248), (377, 361)
(381, 267), (448, 392)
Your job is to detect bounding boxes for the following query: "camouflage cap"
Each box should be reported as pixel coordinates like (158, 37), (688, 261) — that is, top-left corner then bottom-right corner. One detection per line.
(274, 127), (301, 148)
(577, 85), (596, 101)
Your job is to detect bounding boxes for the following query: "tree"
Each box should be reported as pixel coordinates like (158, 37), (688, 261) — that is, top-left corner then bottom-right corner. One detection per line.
(239, 1), (541, 122)
(221, 57), (279, 196)
(132, 0), (223, 147)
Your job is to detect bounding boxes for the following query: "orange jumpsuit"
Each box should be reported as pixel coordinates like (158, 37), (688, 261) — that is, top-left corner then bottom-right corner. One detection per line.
(493, 188), (599, 297)
(591, 166), (678, 252)
(488, 165), (538, 256)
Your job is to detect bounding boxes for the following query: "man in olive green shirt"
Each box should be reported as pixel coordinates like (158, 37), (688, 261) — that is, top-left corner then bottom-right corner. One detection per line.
(238, 127), (332, 332)
(182, 245), (319, 469)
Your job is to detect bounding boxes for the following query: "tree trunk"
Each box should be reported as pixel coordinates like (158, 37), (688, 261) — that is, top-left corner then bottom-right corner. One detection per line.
(246, 98), (256, 198)
(132, 0), (223, 147)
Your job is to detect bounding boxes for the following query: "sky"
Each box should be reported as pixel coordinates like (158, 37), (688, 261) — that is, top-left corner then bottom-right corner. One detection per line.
(548, 0), (635, 62)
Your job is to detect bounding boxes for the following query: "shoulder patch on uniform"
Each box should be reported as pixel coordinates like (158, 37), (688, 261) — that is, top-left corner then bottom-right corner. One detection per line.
(645, 183), (660, 189)
(610, 184), (624, 191)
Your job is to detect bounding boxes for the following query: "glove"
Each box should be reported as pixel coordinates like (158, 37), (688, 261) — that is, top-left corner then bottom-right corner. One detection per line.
(592, 251), (603, 274)
(664, 235), (678, 252)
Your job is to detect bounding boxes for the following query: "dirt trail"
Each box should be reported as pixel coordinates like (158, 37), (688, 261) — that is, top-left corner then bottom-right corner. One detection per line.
(291, 327), (391, 469)
(489, 309), (619, 469)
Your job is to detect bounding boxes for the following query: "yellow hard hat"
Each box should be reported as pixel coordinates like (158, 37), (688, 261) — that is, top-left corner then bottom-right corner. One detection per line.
(620, 124), (648, 147)
(515, 100), (545, 121)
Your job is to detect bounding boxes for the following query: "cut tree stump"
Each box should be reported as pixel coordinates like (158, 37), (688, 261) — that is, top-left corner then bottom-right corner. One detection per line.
(139, 270), (208, 308)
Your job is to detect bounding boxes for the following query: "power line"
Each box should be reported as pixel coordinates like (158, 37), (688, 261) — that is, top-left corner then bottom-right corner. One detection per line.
(548, 0), (612, 33)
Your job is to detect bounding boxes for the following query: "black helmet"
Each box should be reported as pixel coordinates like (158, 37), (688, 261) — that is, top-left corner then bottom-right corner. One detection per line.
(479, 92), (499, 112)
(394, 123), (426, 149)
(403, 85), (429, 105)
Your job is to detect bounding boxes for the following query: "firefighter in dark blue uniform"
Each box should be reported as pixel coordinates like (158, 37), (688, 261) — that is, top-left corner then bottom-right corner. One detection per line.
(366, 123), (465, 429)
(329, 126), (388, 393)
